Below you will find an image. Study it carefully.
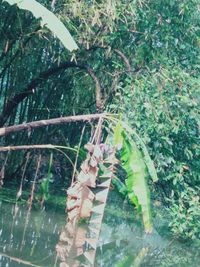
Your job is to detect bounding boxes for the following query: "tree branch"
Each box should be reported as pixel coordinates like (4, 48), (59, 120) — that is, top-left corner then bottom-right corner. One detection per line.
(0, 62), (102, 127)
(114, 49), (131, 72)
(0, 252), (41, 267)
(0, 113), (108, 137)
(87, 46), (131, 71)
(0, 144), (64, 152)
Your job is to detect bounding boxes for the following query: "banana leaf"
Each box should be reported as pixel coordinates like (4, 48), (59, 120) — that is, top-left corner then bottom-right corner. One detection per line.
(4, 0), (78, 52)
(113, 123), (153, 233)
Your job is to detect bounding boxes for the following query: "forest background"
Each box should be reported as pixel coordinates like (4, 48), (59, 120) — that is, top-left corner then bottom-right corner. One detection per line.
(0, 0), (199, 241)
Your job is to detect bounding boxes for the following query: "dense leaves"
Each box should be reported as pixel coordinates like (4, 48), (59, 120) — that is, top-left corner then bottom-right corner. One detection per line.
(0, 0), (199, 241)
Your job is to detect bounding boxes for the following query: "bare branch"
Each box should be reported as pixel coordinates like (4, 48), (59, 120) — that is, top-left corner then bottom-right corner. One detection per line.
(0, 252), (42, 267)
(87, 46), (131, 72)
(114, 49), (131, 72)
(0, 113), (108, 137)
(86, 66), (103, 111)
(0, 144), (59, 152)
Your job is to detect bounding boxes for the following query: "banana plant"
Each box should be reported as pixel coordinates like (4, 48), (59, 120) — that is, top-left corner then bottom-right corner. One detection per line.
(55, 116), (158, 265)
(113, 121), (157, 233)
(3, 0), (78, 52)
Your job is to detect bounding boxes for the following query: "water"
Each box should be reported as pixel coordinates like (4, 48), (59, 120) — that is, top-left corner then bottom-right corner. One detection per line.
(0, 188), (199, 267)
(0, 201), (65, 266)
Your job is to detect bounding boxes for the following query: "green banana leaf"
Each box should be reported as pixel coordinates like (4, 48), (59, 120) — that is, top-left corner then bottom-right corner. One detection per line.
(115, 255), (134, 267)
(112, 177), (128, 197)
(120, 122), (158, 183)
(4, 0), (78, 52)
(113, 123), (153, 233)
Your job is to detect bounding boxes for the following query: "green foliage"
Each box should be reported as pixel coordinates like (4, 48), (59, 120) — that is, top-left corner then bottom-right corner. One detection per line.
(168, 184), (200, 240)
(121, 123), (158, 183)
(114, 66), (200, 189)
(111, 177), (128, 198)
(115, 255), (134, 267)
(4, 0), (78, 51)
(122, 133), (152, 233)
(0, 0), (199, 242)
(39, 153), (53, 201)
(113, 123), (153, 233)
(133, 0), (200, 68)
(111, 63), (200, 240)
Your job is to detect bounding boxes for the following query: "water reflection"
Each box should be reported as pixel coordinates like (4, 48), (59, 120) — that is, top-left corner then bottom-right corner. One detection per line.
(0, 199), (65, 267)
(0, 190), (200, 267)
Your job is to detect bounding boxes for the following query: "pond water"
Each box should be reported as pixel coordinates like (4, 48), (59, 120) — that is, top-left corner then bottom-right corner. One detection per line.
(0, 187), (199, 267)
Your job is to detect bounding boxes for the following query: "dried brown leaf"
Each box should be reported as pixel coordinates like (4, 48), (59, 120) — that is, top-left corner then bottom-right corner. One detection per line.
(74, 227), (87, 248)
(80, 199), (93, 218)
(93, 146), (103, 161)
(80, 160), (90, 173)
(84, 143), (94, 154)
(67, 198), (81, 212)
(88, 226), (99, 236)
(92, 204), (105, 215)
(68, 207), (79, 221)
(95, 188), (109, 203)
(57, 144), (117, 267)
(84, 250), (96, 264)
(90, 157), (98, 167)
(98, 179), (111, 188)
(85, 238), (98, 249)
